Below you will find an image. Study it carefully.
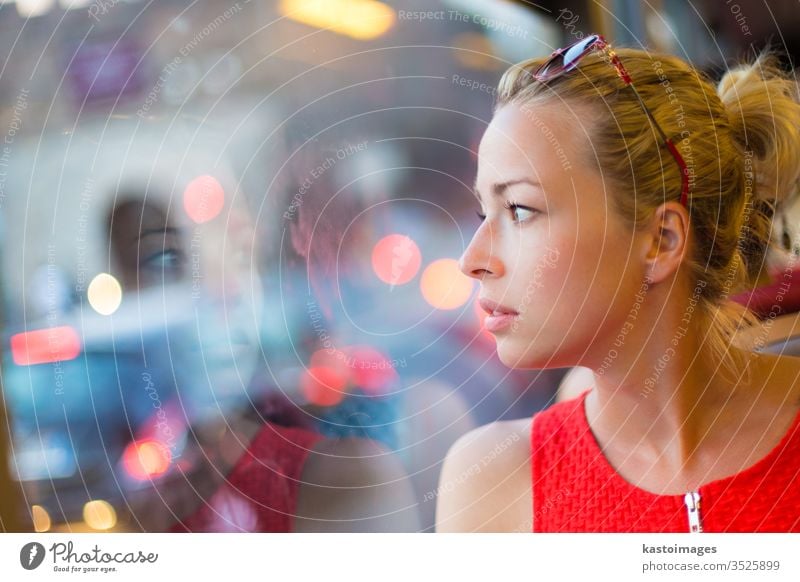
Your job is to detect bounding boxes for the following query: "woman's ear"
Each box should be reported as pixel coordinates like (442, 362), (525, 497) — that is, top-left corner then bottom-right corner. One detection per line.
(641, 201), (691, 284)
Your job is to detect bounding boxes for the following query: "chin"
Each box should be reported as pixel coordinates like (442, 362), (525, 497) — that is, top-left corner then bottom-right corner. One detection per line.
(495, 335), (576, 370)
(495, 338), (544, 369)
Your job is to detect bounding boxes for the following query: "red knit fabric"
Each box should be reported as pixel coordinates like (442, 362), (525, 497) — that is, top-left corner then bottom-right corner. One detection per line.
(172, 423), (323, 532)
(532, 389), (800, 532)
(731, 265), (800, 319)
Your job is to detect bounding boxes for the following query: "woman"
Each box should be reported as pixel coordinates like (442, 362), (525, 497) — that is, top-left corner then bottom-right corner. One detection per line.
(62, 117), (420, 533)
(436, 35), (800, 533)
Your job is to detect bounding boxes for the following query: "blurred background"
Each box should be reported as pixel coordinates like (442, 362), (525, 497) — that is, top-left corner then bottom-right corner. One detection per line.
(0, 0), (798, 533)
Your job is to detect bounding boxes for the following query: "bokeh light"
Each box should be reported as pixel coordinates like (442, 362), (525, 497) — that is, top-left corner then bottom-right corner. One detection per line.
(371, 234), (422, 287)
(183, 174), (225, 224)
(87, 273), (122, 315)
(452, 32), (497, 70)
(10, 326), (81, 366)
(348, 345), (397, 394)
(16, 0), (52, 18)
(82, 500), (117, 531)
(122, 439), (172, 481)
(310, 348), (349, 374)
(279, 0), (395, 41)
(31, 505), (51, 532)
(420, 258), (474, 310)
(301, 366), (347, 406)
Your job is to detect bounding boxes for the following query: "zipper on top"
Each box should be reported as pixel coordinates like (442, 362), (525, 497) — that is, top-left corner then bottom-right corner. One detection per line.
(683, 490), (703, 533)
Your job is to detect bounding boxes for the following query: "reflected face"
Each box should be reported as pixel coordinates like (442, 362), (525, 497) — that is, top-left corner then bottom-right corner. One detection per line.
(459, 103), (648, 369)
(110, 200), (186, 290)
(109, 192), (262, 404)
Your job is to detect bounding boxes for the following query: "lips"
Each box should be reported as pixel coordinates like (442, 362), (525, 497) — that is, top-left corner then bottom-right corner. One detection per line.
(479, 298), (519, 316)
(479, 298), (519, 333)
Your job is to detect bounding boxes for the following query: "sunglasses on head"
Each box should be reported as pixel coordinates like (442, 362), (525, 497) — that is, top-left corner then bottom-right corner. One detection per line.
(531, 34), (690, 208)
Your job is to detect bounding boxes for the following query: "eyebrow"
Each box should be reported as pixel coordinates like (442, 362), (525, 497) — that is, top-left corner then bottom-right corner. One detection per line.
(137, 227), (181, 240)
(472, 178), (543, 202)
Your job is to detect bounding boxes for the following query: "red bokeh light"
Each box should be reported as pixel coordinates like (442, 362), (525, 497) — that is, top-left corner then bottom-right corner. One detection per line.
(348, 345), (397, 394)
(122, 439), (171, 481)
(301, 366), (347, 406)
(371, 234), (422, 287)
(183, 175), (225, 224)
(10, 326), (81, 366)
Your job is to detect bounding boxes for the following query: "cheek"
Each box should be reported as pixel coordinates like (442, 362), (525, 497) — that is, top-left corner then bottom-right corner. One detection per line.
(529, 247), (569, 297)
(496, 233), (572, 322)
(556, 225), (641, 324)
(519, 226), (577, 290)
(564, 214), (631, 277)
(515, 221), (625, 312)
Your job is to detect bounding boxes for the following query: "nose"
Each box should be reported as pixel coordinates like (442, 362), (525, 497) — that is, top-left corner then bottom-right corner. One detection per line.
(459, 222), (504, 280)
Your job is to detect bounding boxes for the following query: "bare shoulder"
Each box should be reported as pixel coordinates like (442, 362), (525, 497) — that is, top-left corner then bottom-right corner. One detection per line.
(435, 418), (532, 532)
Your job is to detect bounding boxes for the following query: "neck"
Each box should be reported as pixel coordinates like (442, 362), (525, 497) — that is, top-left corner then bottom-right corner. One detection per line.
(584, 281), (758, 474)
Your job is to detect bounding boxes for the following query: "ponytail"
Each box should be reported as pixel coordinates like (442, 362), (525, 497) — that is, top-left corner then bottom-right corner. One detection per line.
(717, 53), (800, 284)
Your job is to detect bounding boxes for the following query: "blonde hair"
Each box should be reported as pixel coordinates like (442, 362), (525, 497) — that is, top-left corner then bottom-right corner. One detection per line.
(496, 45), (800, 382)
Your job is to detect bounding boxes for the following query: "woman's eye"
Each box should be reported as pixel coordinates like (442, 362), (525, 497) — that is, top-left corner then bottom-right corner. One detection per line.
(506, 203), (538, 223)
(142, 249), (185, 272)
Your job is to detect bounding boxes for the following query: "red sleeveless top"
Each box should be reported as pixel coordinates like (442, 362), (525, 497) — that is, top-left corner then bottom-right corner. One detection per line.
(532, 389), (800, 532)
(171, 423), (322, 532)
